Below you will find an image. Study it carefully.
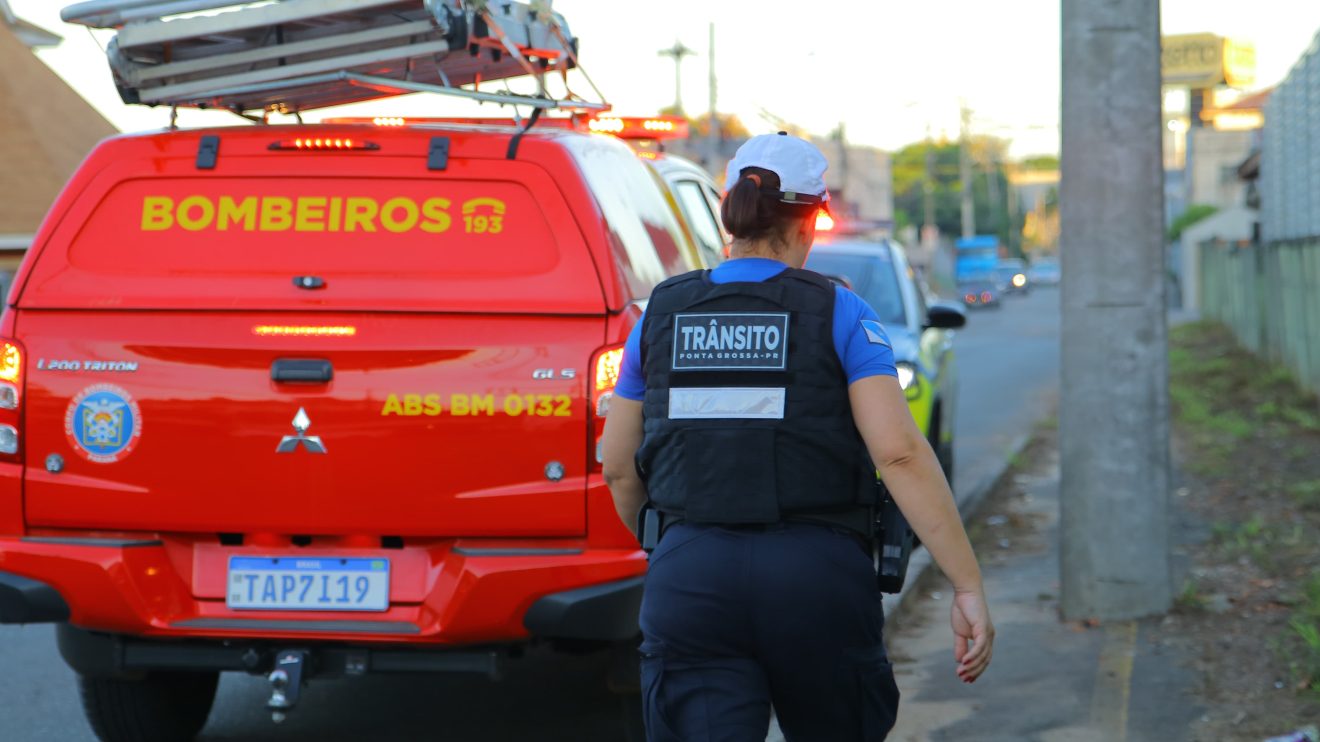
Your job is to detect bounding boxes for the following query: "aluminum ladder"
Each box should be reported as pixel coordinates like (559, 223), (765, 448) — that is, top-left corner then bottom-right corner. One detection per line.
(61, 0), (607, 115)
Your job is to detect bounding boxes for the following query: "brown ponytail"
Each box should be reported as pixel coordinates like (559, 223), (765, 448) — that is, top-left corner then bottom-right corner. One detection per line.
(720, 167), (816, 243)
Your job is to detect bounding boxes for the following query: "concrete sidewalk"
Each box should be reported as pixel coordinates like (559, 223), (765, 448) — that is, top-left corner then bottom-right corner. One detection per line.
(885, 434), (1205, 741)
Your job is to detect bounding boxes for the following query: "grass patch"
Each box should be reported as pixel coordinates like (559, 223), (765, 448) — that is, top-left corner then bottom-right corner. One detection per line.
(1211, 516), (1308, 577)
(1170, 321), (1320, 729)
(1290, 480), (1320, 510)
(1288, 574), (1320, 696)
(1175, 578), (1208, 613)
(1170, 321), (1320, 454)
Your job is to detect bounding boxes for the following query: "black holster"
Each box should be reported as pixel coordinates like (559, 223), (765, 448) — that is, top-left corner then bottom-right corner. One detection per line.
(874, 485), (915, 594)
(637, 503), (663, 554)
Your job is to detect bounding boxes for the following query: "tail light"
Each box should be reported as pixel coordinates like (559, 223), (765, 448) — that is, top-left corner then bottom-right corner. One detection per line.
(0, 340), (24, 459)
(981, 291), (992, 303)
(588, 344), (625, 472)
(964, 293), (976, 304)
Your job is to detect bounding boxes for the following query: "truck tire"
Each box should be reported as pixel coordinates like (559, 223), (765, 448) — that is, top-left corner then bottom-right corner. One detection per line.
(78, 671), (218, 742)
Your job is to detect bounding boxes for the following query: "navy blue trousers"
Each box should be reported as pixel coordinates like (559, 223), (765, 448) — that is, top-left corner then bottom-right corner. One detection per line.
(639, 522), (900, 742)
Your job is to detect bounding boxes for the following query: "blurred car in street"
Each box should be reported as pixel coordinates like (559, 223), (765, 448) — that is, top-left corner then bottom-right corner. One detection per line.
(646, 151), (729, 268)
(1028, 259), (1061, 286)
(806, 233), (966, 480)
(959, 279), (1002, 309)
(996, 258), (1031, 294)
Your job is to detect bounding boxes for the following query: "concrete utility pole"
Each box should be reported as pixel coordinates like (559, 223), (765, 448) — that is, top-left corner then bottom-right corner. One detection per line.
(706, 23), (719, 165)
(985, 154), (1001, 236)
(959, 103), (975, 238)
(923, 124), (936, 237)
(834, 121), (849, 202)
(1059, 0), (1172, 620)
(658, 40), (696, 115)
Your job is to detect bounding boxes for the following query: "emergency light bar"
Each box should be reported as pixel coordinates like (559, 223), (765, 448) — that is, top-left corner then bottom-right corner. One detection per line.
(587, 116), (689, 140)
(321, 116), (583, 129)
(320, 115), (690, 141)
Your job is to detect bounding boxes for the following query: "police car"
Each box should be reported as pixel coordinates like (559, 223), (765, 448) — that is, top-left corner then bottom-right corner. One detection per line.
(805, 226), (965, 480)
(644, 150), (730, 268)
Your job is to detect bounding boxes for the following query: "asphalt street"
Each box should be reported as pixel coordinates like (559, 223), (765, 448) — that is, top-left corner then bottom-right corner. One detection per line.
(0, 287), (1062, 742)
(949, 286), (1062, 509)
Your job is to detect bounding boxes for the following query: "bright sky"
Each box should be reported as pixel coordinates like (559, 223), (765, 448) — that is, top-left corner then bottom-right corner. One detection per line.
(12, 0), (1320, 158)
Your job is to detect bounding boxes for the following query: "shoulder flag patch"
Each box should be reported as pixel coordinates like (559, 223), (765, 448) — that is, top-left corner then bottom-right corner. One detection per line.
(860, 320), (890, 347)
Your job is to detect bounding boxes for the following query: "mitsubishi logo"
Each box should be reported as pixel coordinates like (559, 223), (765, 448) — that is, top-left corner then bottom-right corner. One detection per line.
(276, 407), (326, 454)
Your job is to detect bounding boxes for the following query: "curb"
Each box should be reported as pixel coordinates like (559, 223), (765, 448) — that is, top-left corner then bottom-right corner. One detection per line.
(886, 430), (1034, 621)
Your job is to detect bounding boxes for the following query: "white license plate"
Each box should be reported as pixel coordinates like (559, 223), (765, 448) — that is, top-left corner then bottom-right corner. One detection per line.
(227, 556), (390, 611)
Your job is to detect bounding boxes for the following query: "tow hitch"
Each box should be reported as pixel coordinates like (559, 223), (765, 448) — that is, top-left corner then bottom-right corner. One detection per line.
(266, 650), (309, 723)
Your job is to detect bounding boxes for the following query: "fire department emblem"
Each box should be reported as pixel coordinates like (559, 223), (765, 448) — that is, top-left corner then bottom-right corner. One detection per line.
(64, 384), (142, 464)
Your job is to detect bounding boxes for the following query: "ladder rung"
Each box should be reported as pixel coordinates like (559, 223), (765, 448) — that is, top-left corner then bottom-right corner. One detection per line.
(114, 0), (409, 49)
(123, 19), (438, 85)
(64, 0), (258, 27)
(143, 39), (452, 103)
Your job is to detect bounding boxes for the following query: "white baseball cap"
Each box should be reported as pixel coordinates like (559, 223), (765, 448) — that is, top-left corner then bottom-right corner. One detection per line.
(725, 132), (830, 205)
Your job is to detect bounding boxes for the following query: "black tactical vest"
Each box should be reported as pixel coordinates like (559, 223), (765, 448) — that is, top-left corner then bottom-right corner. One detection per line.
(635, 267), (877, 524)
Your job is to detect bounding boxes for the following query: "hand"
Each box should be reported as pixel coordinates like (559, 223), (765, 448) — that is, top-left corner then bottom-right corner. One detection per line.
(950, 587), (993, 683)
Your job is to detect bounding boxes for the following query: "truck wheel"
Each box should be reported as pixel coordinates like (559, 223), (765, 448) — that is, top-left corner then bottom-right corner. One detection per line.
(78, 671), (218, 742)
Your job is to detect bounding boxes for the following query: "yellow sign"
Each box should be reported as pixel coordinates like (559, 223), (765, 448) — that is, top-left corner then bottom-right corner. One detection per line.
(380, 393), (572, 417)
(139, 195), (507, 235)
(1162, 34), (1223, 87)
(1161, 34), (1256, 89)
(1223, 38), (1256, 89)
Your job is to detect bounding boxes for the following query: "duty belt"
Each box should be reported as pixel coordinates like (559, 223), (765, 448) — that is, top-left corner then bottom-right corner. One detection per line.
(637, 505), (873, 553)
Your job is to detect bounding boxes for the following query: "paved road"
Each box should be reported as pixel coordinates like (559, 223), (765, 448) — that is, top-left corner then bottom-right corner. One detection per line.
(0, 288), (1061, 742)
(950, 286), (1061, 508)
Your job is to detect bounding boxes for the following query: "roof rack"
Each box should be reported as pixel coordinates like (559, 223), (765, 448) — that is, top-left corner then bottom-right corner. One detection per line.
(61, 0), (609, 117)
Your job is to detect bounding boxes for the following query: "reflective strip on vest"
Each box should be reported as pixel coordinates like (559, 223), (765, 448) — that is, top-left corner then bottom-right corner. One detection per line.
(668, 387), (787, 419)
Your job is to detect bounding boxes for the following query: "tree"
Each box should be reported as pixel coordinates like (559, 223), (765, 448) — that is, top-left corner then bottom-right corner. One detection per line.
(690, 113), (750, 139)
(1019, 155), (1060, 172)
(1167, 204), (1218, 241)
(891, 137), (1014, 247)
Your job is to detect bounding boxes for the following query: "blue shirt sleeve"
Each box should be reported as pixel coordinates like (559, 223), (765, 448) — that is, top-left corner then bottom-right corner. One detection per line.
(832, 286), (898, 383)
(614, 312), (647, 401)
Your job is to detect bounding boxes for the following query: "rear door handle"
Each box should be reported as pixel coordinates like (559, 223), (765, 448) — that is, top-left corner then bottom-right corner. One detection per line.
(272, 359), (333, 384)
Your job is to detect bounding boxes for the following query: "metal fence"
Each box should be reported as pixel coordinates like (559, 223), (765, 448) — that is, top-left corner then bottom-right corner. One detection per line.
(1199, 239), (1320, 396)
(1261, 31), (1320, 242)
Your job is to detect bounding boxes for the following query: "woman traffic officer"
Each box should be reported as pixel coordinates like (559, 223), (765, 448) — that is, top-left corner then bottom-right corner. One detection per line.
(600, 132), (992, 741)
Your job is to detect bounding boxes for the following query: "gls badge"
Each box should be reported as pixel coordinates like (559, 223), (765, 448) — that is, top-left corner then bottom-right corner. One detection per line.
(672, 312), (790, 371)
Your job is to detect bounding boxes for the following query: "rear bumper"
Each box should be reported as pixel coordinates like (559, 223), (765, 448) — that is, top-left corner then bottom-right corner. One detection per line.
(57, 623), (505, 679)
(523, 576), (643, 642)
(58, 576), (645, 678)
(0, 536), (645, 644)
(0, 570), (69, 624)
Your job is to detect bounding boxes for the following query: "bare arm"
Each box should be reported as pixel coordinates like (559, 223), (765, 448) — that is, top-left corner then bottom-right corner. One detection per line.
(850, 374), (994, 681)
(600, 396), (647, 538)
